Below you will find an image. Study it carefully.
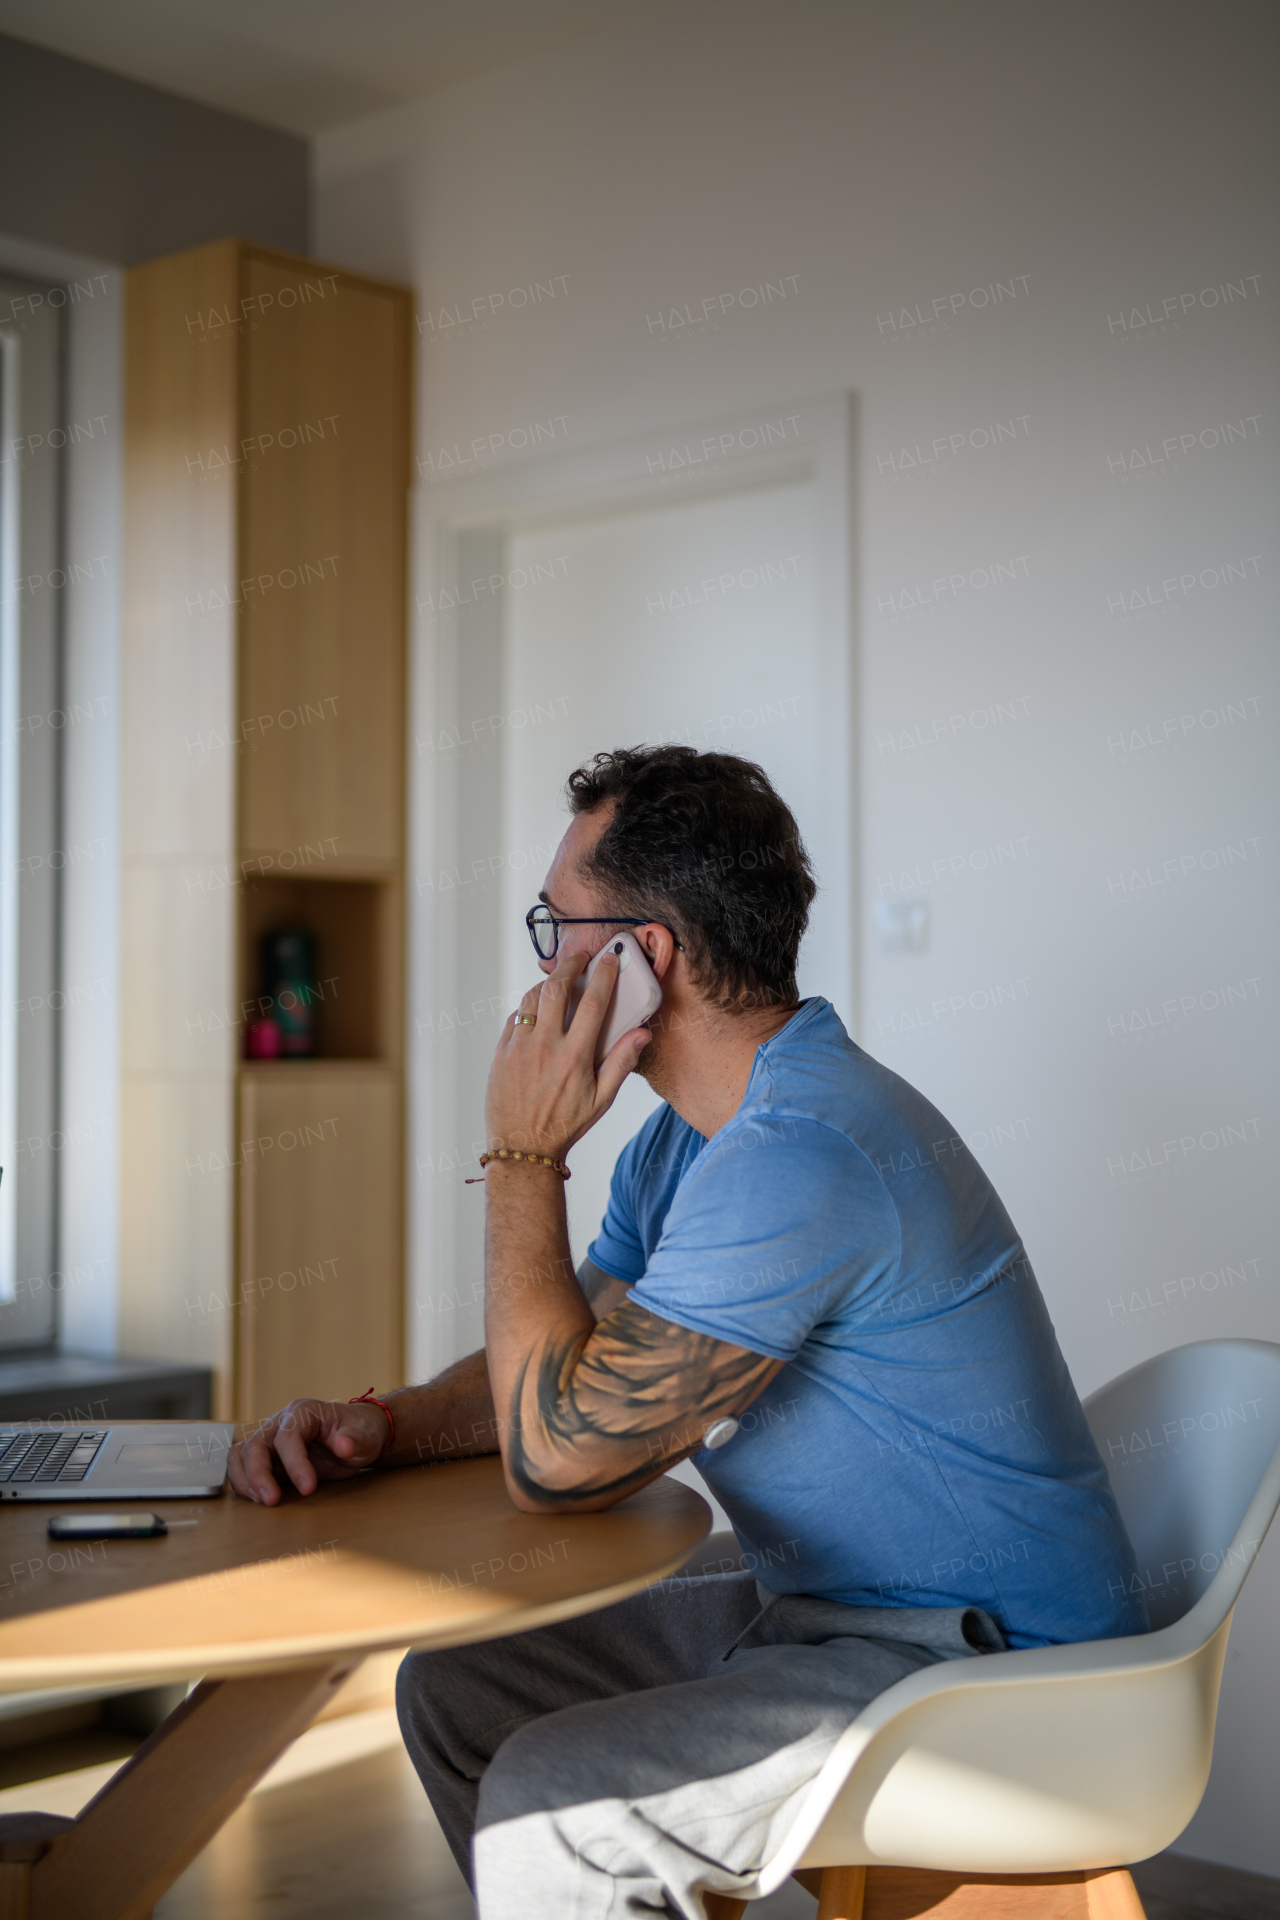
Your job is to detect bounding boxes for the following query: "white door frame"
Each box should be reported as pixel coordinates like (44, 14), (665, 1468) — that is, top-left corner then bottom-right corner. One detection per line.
(407, 390), (857, 1378)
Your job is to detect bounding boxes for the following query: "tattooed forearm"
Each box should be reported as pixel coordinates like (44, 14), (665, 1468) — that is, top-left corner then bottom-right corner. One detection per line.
(505, 1297), (782, 1506)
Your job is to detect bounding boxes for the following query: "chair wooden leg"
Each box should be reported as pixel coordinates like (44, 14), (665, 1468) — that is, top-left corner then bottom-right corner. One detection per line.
(1084, 1871), (1147, 1920)
(853, 1866), (1148, 1918)
(710, 1865), (1143, 1920)
(818, 1865), (867, 1919)
(0, 1864), (31, 1920)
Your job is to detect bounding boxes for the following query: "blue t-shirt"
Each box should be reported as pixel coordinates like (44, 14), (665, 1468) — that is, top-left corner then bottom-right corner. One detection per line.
(589, 998), (1147, 1650)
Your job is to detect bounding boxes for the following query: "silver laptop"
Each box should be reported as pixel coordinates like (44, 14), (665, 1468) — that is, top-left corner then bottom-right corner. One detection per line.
(0, 1423), (234, 1499)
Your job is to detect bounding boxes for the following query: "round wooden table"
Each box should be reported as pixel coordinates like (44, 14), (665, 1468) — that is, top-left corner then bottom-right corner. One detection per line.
(0, 1455), (710, 1919)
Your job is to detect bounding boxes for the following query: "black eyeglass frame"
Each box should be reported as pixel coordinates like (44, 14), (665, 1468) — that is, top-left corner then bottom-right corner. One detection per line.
(525, 905), (683, 960)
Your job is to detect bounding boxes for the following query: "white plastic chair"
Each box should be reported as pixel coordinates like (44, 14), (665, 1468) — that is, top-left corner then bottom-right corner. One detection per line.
(706, 1338), (1280, 1920)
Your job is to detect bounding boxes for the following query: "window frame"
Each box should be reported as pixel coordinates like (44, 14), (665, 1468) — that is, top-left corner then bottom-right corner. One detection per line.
(0, 274), (65, 1341)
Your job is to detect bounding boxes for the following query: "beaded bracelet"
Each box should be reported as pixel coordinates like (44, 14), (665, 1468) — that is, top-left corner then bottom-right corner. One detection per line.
(348, 1389), (396, 1454)
(465, 1148), (571, 1183)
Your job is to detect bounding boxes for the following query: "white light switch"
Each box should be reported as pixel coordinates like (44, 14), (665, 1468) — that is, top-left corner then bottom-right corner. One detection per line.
(873, 897), (929, 953)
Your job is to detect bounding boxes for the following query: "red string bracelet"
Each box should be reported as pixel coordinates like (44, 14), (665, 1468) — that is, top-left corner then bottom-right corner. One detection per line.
(348, 1389), (396, 1455)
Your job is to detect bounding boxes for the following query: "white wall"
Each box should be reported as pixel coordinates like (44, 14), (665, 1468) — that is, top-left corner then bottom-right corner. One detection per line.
(315, 0), (1279, 1874)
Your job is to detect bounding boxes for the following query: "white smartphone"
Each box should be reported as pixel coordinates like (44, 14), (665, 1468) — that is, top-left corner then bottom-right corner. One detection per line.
(567, 930), (664, 1068)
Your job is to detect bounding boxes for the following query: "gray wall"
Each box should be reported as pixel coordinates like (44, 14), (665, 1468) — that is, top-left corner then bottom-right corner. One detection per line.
(0, 32), (307, 265)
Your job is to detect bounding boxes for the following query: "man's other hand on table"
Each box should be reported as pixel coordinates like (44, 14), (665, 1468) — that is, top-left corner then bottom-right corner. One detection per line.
(228, 1397), (391, 1505)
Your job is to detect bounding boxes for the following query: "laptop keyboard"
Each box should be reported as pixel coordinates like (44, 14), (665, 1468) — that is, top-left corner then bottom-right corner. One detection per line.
(0, 1431), (106, 1483)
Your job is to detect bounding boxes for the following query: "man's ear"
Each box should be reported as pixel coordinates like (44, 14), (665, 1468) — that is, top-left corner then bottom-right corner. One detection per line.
(638, 924), (676, 981)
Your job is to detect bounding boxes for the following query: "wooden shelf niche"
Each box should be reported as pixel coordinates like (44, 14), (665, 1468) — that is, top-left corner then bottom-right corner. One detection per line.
(238, 875), (402, 1063)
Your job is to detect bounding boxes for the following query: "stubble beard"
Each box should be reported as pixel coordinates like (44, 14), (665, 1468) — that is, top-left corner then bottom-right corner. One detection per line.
(632, 1024), (673, 1101)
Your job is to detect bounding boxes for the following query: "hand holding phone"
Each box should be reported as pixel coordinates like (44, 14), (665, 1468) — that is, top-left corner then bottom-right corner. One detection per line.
(568, 931), (663, 1068)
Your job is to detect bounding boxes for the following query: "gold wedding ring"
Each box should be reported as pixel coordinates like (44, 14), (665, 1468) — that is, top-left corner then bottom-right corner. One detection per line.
(518, 1014), (537, 1027)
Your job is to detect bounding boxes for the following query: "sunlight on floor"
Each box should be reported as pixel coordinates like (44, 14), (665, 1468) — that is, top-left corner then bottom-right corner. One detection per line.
(0, 1706), (815, 1918)
(157, 1731), (474, 1920)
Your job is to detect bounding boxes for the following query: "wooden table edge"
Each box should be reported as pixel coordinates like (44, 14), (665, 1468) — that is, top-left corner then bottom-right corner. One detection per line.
(0, 1532), (710, 1696)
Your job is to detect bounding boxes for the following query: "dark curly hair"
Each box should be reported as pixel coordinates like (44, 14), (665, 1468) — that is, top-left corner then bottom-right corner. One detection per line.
(564, 745), (817, 1013)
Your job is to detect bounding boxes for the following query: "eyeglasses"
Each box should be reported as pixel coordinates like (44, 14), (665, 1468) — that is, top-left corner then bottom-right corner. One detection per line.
(526, 905), (650, 960)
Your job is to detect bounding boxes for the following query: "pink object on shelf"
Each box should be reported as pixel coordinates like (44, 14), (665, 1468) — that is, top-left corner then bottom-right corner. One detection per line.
(245, 1018), (282, 1060)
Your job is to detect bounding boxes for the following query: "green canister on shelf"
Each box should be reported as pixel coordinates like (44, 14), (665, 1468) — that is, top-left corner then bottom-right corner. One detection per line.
(262, 927), (318, 1057)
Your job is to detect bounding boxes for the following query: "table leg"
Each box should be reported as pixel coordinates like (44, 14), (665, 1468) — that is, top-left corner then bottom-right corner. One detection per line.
(27, 1658), (356, 1920)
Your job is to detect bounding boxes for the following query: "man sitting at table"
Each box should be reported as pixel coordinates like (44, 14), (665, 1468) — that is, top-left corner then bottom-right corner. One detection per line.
(228, 744), (1146, 1920)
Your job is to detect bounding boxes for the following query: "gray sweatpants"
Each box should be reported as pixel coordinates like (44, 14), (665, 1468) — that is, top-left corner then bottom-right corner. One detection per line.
(397, 1566), (1004, 1919)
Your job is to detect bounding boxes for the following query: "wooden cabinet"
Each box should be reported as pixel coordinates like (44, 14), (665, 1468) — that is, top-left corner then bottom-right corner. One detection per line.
(123, 240), (411, 1420)
(238, 252), (408, 867)
(236, 1066), (401, 1415)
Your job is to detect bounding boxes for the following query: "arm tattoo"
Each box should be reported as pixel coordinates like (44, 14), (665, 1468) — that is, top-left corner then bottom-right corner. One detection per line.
(506, 1297), (782, 1506)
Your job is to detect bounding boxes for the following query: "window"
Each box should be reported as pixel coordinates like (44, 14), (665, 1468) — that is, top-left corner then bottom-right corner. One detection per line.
(0, 273), (64, 1341)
